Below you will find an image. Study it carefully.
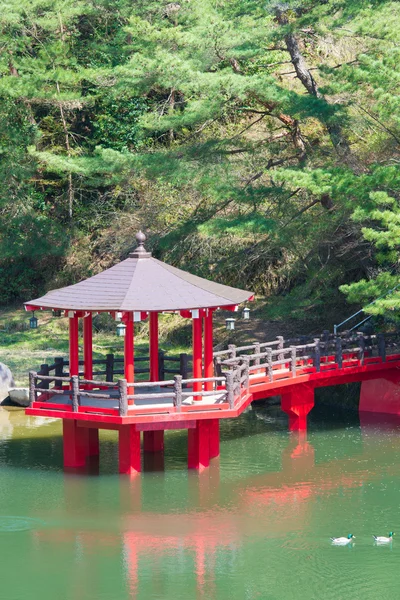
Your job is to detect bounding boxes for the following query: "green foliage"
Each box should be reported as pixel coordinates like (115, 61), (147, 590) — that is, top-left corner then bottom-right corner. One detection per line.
(0, 0), (399, 326)
(92, 95), (148, 151)
(340, 191), (400, 314)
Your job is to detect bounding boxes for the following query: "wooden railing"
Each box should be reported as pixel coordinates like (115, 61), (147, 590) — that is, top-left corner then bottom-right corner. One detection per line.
(215, 330), (400, 385)
(37, 351), (191, 384)
(30, 330), (400, 418)
(28, 371), (236, 417)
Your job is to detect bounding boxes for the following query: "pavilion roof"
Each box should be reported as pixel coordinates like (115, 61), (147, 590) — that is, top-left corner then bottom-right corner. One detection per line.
(25, 232), (253, 313)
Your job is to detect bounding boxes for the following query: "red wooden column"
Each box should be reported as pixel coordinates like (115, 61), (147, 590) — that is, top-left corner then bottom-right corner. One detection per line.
(69, 313), (79, 377)
(124, 312), (134, 400)
(203, 311), (220, 459)
(83, 313), (93, 382)
(65, 313), (92, 467)
(82, 314), (99, 457)
(119, 425), (141, 475)
(192, 312), (203, 401)
(188, 420), (210, 469)
(144, 312), (164, 452)
(281, 384), (315, 431)
(149, 312), (159, 381)
(208, 419), (220, 459)
(204, 309), (214, 392)
(63, 420), (87, 468)
(143, 430), (164, 453)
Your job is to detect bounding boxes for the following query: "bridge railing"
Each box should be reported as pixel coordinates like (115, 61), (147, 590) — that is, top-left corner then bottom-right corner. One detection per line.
(218, 330), (400, 385)
(29, 330), (400, 417)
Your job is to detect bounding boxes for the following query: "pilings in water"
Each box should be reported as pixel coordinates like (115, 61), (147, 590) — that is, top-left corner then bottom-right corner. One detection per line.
(360, 373), (400, 415)
(188, 420), (220, 470)
(280, 384), (315, 431)
(143, 431), (164, 453)
(62, 418), (221, 474)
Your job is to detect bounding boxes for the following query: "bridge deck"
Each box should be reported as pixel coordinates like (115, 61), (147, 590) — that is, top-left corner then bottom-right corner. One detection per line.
(26, 341), (400, 427)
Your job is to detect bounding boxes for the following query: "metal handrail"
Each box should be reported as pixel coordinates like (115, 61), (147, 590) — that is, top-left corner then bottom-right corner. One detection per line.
(334, 283), (400, 334)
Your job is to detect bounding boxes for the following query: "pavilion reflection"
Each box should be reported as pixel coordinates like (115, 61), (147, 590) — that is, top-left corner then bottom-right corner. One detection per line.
(32, 422), (400, 599)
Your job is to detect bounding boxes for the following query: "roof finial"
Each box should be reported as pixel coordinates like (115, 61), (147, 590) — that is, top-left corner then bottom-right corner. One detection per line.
(129, 230), (152, 258)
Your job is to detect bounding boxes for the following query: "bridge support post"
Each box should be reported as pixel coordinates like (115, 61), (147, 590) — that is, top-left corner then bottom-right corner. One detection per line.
(188, 420), (210, 469)
(86, 428), (100, 457)
(281, 384), (315, 432)
(119, 425), (141, 475)
(360, 374), (400, 414)
(209, 419), (220, 459)
(63, 420), (87, 468)
(143, 430), (164, 453)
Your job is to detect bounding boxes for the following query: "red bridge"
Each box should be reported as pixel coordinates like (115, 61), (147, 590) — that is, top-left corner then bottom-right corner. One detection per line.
(27, 329), (400, 474)
(24, 231), (400, 475)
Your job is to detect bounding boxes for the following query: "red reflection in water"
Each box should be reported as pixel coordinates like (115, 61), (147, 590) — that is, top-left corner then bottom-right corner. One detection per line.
(31, 420), (400, 599)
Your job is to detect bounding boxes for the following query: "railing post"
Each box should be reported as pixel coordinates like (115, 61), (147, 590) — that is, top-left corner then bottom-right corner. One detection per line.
(358, 333), (365, 365)
(54, 357), (64, 389)
(226, 371), (235, 409)
(254, 343), (261, 367)
(54, 357), (64, 377)
(335, 337), (343, 369)
(228, 344), (236, 360)
(179, 353), (189, 379)
(322, 330), (330, 356)
(29, 371), (37, 405)
(277, 336), (284, 361)
(174, 375), (183, 411)
(158, 350), (165, 381)
(71, 375), (80, 412)
(118, 379), (128, 416)
(377, 333), (386, 362)
(40, 364), (50, 390)
(106, 353), (114, 382)
(266, 348), (273, 381)
(243, 358), (250, 389)
(313, 339), (321, 373)
(214, 356), (222, 378)
(290, 346), (297, 377)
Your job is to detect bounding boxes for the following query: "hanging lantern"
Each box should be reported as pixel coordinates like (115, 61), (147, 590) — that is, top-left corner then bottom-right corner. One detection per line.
(52, 309), (62, 317)
(225, 318), (236, 331)
(242, 307), (250, 320)
(116, 323), (126, 337)
(29, 312), (38, 329)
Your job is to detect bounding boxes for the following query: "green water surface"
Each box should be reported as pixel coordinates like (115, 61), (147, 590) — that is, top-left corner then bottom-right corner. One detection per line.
(0, 403), (399, 600)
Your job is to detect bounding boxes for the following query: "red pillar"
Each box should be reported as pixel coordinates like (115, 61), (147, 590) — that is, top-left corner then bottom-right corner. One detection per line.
(124, 313), (134, 399)
(83, 313), (93, 383)
(204, 310), (214, 392)
(143, 430), (164, 453)
(193, 314), (203, 401)
(69, 313), (79, 377)
(119, 425), (141, 475)
(63, 420), (87, 468)
(360, 374), (400, 414)
(208, 419), (220, 459)
(188, 420), (210, 469)
(145, 312), (165, 451)
(149, 312), (159, 382)
(86, 428), (99, 457)
(281, 384), (315, 431)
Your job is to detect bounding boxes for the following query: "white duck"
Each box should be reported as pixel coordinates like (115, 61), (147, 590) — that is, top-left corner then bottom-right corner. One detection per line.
(330, 534), (355, 545)
(373, 532), (394, 544)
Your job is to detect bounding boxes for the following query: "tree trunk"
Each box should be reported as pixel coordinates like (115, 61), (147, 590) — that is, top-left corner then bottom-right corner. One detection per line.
(275, 7), (355, 166)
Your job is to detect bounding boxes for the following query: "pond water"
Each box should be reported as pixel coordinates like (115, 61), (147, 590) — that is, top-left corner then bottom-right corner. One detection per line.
(0, 402), (400, 600)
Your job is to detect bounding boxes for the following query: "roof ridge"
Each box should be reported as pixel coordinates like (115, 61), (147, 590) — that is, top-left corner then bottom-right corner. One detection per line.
(153, 258), (247, 304)
(120, 257), (140, 309)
